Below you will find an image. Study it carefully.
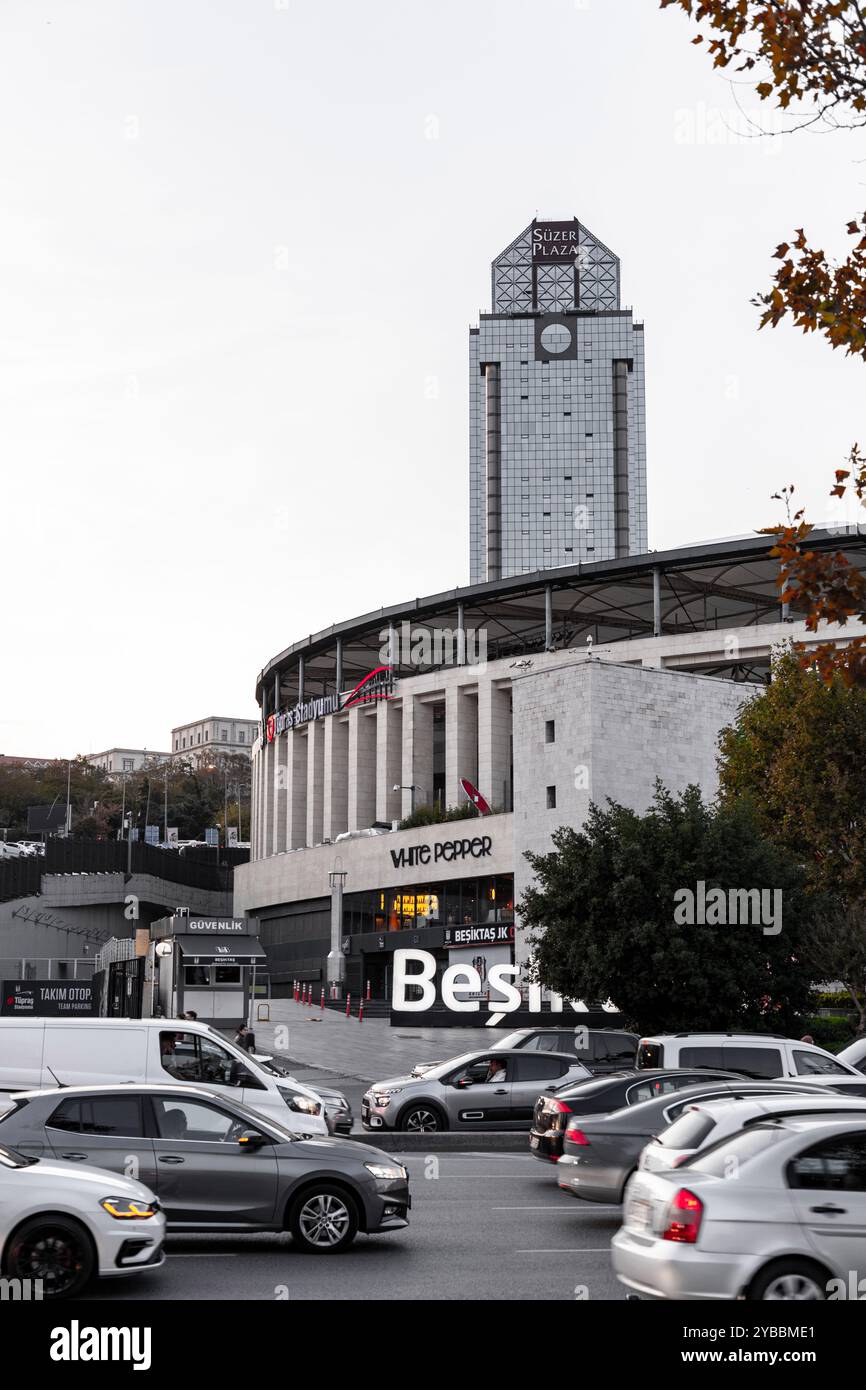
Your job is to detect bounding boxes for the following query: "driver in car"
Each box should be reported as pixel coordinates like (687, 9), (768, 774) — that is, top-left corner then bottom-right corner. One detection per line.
(484, 1059), (507, 1084)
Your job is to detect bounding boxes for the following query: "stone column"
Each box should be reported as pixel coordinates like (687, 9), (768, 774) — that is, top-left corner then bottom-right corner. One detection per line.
(306, 720), (325, 846)
(375, 698), (403, 824)
(262, 738), (275, 856)
(323, 716), (349, 841)
(401, 694), (434, 817)
(273, 732), (288, 855)
(477, 681), (511, 811)
(348, 706), (377, 830)
(445, 684), (478, 808)
(286, 728), (308, 849)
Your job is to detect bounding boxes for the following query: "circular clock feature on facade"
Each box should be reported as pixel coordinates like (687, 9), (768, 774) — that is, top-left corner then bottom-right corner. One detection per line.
(539, 321), (573, 355)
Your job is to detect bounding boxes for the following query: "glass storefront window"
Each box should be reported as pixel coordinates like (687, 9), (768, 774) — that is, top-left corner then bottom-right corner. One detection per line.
(344, 876), (513, 935)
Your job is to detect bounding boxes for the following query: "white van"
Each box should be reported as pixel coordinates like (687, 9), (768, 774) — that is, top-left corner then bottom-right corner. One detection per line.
(0, 1018), (328, 1136)
(636, 1032), (861, 1080)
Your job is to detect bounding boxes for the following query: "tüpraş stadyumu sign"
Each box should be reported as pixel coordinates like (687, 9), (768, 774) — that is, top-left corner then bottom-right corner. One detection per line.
(532, 220), (580, 262)
(266, 666), (394, 741)
(2, 981), (95, 1017)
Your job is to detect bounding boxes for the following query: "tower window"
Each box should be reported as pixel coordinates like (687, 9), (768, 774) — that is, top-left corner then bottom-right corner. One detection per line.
(546, 786), (557, 809)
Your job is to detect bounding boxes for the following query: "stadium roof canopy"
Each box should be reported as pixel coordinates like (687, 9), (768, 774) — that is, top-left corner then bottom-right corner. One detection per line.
(256, 527), (866, 708)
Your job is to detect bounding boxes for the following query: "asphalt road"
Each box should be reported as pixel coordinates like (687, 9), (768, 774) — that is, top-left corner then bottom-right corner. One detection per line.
(82, 1152), (624, 1302)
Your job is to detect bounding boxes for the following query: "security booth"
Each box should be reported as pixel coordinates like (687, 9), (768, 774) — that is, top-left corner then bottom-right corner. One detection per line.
(148, 915), (264, 1027)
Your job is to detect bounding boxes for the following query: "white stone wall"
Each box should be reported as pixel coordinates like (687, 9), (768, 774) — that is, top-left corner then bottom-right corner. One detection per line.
(510, 658), (761, 964)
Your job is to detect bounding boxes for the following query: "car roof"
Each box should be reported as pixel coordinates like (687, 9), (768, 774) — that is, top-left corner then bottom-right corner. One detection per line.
(769, 1113), (866, 1133)
(466, 1048), (581, 1060)
(508, 1027), (636, 1036)
(639, 1033), (791, 1042)
(0, 1018), (215, 1029)
(11, 1082), (224, 1101)
(685, 1094), (866, 1116)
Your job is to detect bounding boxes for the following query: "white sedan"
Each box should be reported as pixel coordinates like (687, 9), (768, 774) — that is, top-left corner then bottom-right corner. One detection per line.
(614, 1114), (866, 1301)
(640, 1093), (866, 1174)
(0, 1142), (165, 1298)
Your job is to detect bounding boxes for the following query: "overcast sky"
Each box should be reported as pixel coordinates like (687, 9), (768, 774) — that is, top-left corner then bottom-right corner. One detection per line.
(2, 0), (863, 758)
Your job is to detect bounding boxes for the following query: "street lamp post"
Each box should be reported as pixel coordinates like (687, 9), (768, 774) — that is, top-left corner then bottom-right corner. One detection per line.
(327, 862), (348, 998)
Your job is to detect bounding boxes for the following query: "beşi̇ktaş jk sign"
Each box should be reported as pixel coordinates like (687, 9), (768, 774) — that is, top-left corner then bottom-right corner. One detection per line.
(392, 948), (580, 1026)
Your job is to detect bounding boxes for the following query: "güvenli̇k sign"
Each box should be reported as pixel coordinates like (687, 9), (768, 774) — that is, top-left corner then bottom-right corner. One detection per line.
(392, 948), (584, 1027)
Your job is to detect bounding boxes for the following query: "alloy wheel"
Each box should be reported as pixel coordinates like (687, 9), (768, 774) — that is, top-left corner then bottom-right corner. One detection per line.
(763, 1273), (824, 1300)
(405, 1108), (439, 1132)
(298, 1193), (352, 1247)
(12, 1228), (84, 1297)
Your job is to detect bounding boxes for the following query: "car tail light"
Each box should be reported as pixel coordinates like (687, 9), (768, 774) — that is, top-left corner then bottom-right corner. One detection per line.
(662, 1189), (703, 1243)
(564, 1125), (589, 1146)
(548, 1099), (572, 1114)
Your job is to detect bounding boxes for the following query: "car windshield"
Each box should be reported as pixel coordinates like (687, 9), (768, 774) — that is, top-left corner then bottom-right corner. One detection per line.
(0, 1144), (37, 1169)
(206, 1093), (300, 1144)
(493, 1031), (528, 1050)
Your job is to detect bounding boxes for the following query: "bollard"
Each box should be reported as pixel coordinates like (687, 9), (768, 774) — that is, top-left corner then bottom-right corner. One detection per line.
(345, 993), (351, 1018)
(366, 978), (371, 1001)
(358, 998), (364, 1024)
(320, 988), (325, 1011)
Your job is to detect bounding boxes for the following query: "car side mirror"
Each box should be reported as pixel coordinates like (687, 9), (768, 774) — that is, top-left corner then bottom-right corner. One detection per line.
(237, 1129), (267, 1149)
(455, 1077), (471, 1089)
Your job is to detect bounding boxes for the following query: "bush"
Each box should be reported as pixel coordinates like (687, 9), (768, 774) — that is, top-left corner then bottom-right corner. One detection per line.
(801, 1015), (856, 1049)
(398, 803), (484, 830)
(814, 990), (857, 1010)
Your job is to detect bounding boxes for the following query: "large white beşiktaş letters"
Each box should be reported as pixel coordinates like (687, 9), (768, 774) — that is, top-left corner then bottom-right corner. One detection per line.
(392, 948), (523, 1024)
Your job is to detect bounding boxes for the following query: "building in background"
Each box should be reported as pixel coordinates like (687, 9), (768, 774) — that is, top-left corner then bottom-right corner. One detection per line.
(234, 530), (866, 999)
(470, 217), (647, 583)
(85, 748), (172, 777)
(171, 716), (259, 765)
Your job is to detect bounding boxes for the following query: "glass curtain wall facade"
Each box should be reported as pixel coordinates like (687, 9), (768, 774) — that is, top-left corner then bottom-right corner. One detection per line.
(470, 218), (648, 583)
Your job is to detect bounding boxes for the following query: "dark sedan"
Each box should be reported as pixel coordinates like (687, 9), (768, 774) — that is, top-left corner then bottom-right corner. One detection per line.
(555, 1079), (833, 1204)
(529, 1069), (743, 1163)
(0, 1084), (409, 1253)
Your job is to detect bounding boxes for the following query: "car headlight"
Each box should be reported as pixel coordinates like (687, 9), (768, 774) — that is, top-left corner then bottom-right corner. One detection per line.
(372, 1088), (401, 1106)
(364, 1162), (407, 1181)
(285, 1094), (322, 1115)
(100, 1197), (159, 1220)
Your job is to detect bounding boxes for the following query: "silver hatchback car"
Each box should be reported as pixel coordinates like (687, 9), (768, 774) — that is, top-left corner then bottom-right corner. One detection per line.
(362, 1048), (591, 1132)
(613, 1114), (866, 1300)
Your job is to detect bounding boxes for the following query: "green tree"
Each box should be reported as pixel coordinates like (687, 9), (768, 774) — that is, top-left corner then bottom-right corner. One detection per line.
(519, 785), (817, 1034)
(718, 647), (866, 903)
(662, 1), (866, 685)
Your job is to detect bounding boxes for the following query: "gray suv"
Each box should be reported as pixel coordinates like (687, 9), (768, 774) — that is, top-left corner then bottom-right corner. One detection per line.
(362, 1048), (591, 1132)
(492, 1028), (638, 1074)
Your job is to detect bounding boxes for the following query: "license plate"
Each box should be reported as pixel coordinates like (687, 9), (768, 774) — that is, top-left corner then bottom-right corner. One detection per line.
(530, 1134), (540, 1149)
(628, 1197), (652, 1231)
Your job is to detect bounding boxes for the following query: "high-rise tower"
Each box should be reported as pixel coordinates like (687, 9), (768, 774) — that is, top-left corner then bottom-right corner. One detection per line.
(469, 217), (647, 582)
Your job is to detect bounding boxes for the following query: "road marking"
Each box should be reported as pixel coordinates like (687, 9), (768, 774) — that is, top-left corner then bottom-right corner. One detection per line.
(492, 1205), (619, 1211)
(515, 1247), (612, 1254)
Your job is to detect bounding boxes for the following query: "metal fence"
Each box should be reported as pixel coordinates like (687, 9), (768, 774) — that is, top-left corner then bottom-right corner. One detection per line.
(44, 838), (232, 893)
(0, 839), (236, 906)
(0, 957), (96, 981)
(0, 856), (42, 904)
